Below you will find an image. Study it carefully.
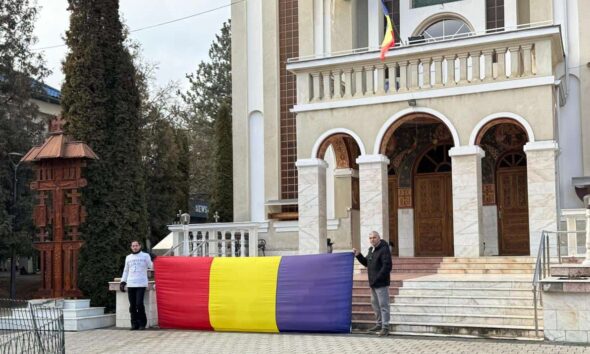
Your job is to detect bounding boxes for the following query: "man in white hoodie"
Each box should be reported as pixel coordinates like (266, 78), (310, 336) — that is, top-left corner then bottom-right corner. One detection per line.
(120, 240), (153, 330)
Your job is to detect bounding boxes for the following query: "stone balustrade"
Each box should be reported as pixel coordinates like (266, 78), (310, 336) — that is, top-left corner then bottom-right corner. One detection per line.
(168, 222), (260, 257)
(288, 26), (560, 108)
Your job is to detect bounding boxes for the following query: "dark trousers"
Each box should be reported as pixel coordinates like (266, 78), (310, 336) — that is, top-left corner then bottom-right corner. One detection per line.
(128, 287), (147, 328)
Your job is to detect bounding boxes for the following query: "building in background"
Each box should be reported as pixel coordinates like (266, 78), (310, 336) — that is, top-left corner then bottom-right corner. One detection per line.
(231, 0), (590, 257)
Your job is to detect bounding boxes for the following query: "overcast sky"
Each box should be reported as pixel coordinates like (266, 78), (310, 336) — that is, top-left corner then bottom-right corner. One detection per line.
(34, 0), (231, 91)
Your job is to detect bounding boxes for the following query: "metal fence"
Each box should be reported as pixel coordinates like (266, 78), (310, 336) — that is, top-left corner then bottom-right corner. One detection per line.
(0, 299), (65, 354)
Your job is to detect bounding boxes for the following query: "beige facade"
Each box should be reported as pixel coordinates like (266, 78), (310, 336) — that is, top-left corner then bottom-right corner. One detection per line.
(231, 0), (589, 256)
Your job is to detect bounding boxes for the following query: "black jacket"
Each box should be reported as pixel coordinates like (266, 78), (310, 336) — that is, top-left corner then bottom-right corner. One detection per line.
(356, 240), (392, 288)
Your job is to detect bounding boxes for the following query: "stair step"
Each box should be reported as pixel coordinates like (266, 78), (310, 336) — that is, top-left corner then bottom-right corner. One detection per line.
(437, 269), (533, 274)
(393, 295), (534, 306)
(63, 314), (115, 331)
(397, 287), (533, 297)
(63, 307), (107, 319)
(352, 287), (400, 296)
(352, 295), (397, 303)
(390, 304), (539, 316)
(389, 312), (541, 327)
(442, 257), (535, 263)
(439, 263), (534, 269)
(352, 320), (543, 339)
(402, 280), (532, 289)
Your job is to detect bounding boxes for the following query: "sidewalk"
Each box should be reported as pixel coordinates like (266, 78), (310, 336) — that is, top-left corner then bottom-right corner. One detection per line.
(66, 328), (590, 354)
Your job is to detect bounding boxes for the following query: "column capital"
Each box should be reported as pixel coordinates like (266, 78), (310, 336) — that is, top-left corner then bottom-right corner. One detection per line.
(457, 52), (469, 59)
(432, 56), (443, 62)
(521, 43), (534, 50)
(296, 158), (328, 168)
(449, 145), (485, 158)
(310, 72), (321, 78)
(481, 49), (495, 55)
(524, 140), (559, 152)
(508, 45), (521, 52)
(356, 154), (390, 165)
(334, 168), (359, 178)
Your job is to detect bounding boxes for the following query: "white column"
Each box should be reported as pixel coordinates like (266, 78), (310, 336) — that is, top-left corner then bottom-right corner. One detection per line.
(449, 146), (485, 257)
(524, 140), (559, 256)
(357, 154), (390, 253)
(368, 0), (383, 51)
(296, 158), (328, 254)
(313, 0), (324, 56)
(584, 205), (590, 265)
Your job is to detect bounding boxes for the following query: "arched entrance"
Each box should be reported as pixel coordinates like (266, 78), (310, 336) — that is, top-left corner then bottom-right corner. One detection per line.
(316, 133), (362, 251)
(414, 144), (454, 256)
(378, 112), (456, 257)
(476, 120), (530, 256)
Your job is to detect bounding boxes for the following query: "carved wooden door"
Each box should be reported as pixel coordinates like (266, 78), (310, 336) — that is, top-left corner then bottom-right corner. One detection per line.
(497, 152), (529, 255)
(388, 175), (399, 256)
(414, 173), (453, 256)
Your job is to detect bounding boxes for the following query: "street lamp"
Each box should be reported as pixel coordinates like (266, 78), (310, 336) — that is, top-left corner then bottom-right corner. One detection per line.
(7, 152), (24, 299)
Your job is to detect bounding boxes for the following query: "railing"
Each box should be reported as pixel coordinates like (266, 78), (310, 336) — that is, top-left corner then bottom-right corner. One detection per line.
(531, 230), (587, 337)
(167, 222), (260, 257)
(287, 24), (560, 107)
(0, 299), (65, 354)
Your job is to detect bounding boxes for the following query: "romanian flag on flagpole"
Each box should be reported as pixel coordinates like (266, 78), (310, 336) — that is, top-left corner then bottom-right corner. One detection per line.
(380, 1), (396, 60)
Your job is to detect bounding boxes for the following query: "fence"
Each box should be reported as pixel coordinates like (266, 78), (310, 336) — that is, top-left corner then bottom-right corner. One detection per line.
(0, 299), (65, 354)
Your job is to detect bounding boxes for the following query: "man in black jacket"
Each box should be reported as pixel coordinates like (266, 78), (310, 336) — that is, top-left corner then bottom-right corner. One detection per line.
(353, 231), (392, 336)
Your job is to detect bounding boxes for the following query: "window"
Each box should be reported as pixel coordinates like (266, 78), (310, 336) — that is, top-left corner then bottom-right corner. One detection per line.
(383, 0), (401, 43)
(412, 0), (461, 8)
(486, 0), (505, 32)
(421, 19), (470, 41)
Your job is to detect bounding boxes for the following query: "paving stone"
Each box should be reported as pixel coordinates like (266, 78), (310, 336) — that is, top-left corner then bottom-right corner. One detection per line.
(65, 329), (590, 354)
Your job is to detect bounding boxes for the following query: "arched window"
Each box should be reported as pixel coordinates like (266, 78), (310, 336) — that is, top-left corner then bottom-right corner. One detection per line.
(421, 19), (470, 41)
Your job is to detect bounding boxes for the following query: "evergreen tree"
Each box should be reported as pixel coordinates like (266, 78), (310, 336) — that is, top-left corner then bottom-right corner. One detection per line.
(0, 0), (47, 272)
(180, 21), (231, 206)
(61, 0), (148, 308)
(209, 103), (233, 222)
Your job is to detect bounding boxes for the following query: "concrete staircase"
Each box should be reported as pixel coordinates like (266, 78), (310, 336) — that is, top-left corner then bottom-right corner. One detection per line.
(352, 257), (543, 339)
(62, 299), (115, 331)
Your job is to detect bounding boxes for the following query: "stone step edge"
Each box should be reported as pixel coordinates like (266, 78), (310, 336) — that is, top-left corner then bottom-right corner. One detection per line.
(368, 330), (544, 341)
(389, 303), (539, 310)
(397, 287), (534, 292)
(63, 314), (115, 321)
(386, 312), (541, 320)
(352, 319), (543, 331)
(393, 295), (534, 300)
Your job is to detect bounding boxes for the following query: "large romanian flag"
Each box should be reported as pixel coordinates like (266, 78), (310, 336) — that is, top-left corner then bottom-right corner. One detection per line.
(155, 253), (354, 333)
(380, 1), (396, 60)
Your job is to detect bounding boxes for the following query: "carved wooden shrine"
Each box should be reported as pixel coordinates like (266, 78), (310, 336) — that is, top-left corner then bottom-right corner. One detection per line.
(21, 116), (98, 298)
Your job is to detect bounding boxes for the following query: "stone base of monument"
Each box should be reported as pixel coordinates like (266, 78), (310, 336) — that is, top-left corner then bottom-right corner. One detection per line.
(108, 279), (158, 329)
(62, 299), (115, 331)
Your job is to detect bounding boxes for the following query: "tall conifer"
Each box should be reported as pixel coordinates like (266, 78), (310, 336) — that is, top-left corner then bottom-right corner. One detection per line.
(209, 103), (233, 222)
(61, 0), (147, 308)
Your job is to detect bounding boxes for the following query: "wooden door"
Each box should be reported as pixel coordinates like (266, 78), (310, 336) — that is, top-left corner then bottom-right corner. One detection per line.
(414, 173), (453, 256)
(388, 176), (399, 256)
(497, 167), (529, 255)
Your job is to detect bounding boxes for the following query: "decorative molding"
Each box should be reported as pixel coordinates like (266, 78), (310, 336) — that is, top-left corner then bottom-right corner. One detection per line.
(356, 154), (390, 165)
(482, 184), (496, 205)
(449, 145), (486, 158)
(295, 158), (329, 168)
(398, 188), (413, 208)
(523, 140), (559, 152)
(373, 107), (462, 154)
(310, 128), (367, 158)
(469, 112), (536, 145)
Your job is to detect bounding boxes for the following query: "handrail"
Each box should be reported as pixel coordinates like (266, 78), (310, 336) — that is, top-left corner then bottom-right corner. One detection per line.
(531, 230), (587, 337)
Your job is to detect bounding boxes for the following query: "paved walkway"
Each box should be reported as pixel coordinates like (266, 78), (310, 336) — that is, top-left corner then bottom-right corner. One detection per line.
(66, 328), (590, 354)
